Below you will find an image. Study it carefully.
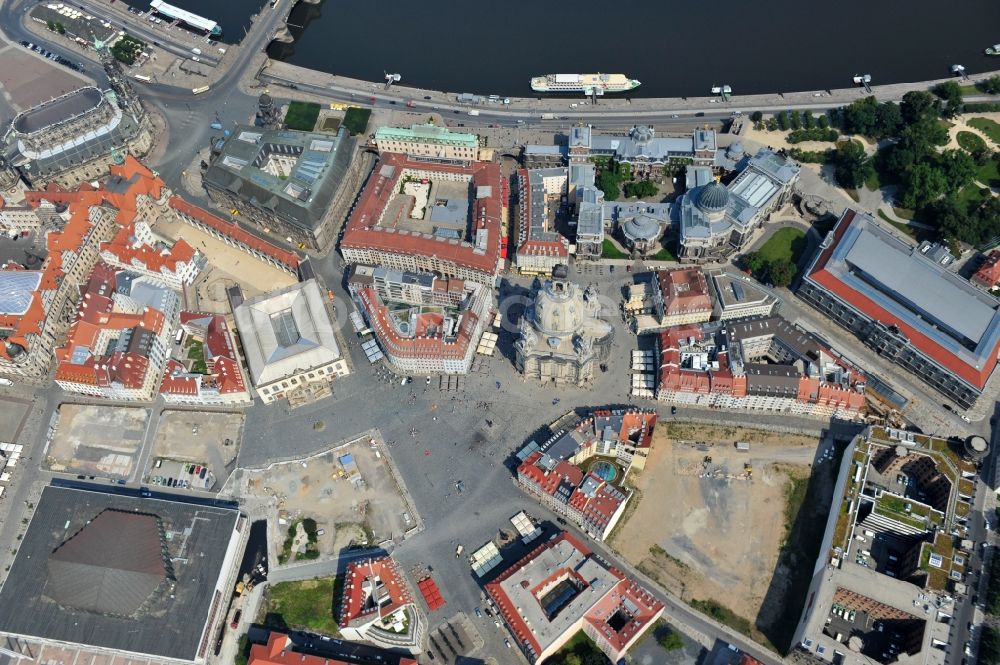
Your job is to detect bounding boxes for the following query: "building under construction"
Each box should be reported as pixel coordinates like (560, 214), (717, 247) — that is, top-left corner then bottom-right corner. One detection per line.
(2, 47), (152, 188)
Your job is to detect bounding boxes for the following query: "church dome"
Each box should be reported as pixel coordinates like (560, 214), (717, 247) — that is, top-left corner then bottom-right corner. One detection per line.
(698, 181), (730, 213)
(533, 280), (584, 335)
(623, 215), (661, 242)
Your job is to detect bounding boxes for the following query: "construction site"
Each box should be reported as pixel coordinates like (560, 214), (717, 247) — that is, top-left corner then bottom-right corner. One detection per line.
(241, 436), (418, 560)
(612, 422), (836, 649)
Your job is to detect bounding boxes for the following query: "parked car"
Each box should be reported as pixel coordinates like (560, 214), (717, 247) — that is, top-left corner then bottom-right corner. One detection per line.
(230, 610), (242, 629)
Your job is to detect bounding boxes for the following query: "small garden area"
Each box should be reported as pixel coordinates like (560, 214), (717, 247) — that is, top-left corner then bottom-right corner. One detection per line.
(284, 101), (321, 131)
(741, 227), (806, 287)
(185, 338), (208, 374)
(262, 576), (341, 636)
(543, 630), (610, 665)
(969, 117), (1000, 145)
(957, 130), (988, 154)
(601, 238), (629, 259)
(277, 517), (321, 564)
(342, 107), (372, 136)
(110, 34), (145, 66)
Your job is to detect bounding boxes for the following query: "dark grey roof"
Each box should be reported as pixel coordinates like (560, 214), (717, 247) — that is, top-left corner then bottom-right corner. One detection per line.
(698, 181), (730, 212)
(12, 87), (104, 135)
(202, 125), (356, 233)
(46, 510), (168, 617)
(0, 486), (240, 661)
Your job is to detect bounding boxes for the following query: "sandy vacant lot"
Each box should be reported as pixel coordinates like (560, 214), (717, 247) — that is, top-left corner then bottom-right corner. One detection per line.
(46, 405), (149, 479)
(244, 439), (415, 555)
(613, 423), (818, 638)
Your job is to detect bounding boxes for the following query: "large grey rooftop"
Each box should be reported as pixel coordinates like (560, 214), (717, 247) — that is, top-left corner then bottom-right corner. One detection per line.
(233, 278), (342, 386)
(0, 485), (240, 661)
(819, 214), (1000, 355)
(12, 87), (104, 135)
(202, 125), (355, 232)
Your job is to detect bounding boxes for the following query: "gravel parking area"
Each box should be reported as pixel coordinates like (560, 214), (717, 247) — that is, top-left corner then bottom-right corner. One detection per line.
(44, 404), (148, 479)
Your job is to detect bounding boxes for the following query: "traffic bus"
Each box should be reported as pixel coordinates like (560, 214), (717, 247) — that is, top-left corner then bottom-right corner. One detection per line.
(133, 74), (152, 83)
(192, 85), (210, 95)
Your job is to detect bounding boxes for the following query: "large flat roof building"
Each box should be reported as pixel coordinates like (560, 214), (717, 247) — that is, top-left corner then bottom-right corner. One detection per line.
(486, 531), (663, 665)
(233, 279), (349, 404)
(0, 485), (243, 663)
(790, 427), (973, 665)
(202, 125), (356, 251)
(800, 209), (1000, 408)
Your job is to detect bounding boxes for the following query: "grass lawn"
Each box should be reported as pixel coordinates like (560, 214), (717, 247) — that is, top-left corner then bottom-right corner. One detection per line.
(756, 227), (807, 265)
(877, 210), (918, 239)
(688, 599), (753, 637)
(342, 107), (372, 136)
(284, 101), (321, 131)
(958, 183), (992, 212)
(601, 238), (629, 259)
(649, 245), (676, 261)
(185, 339), (208, 374)
(957, 130), (988, 154)
(969, 117), (1000, 145)
(864, 169), (881, 191)
(845, 188), (860, 203)
(961, 84), (982, 96)
(892, 206), (915, 220)
(264, 577), (340, 635)
(978, 157), (1000, 188)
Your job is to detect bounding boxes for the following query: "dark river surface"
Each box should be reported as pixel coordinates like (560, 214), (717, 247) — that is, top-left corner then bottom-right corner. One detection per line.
(148, 0), (1000, 97)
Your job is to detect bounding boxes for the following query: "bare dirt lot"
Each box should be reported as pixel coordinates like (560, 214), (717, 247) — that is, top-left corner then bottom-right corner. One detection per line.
(613, 422), (822, 646)
(45, 405), (149, 479)
(147, 411), (243, 491)
(244, 438), (416, 560)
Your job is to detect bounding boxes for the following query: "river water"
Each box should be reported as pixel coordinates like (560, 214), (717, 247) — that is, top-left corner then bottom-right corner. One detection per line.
(265, 0), (1000, 98)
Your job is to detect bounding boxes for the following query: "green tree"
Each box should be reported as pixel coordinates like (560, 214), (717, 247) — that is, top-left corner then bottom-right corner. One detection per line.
(802, 110), (815, 129)
(56, 22), (66, 34)
(623, 179), (658, 199)
(790, 110), (802, 130)
(767, 259), (796, 287)
(46, 20), (55, 31)
(563, 655), (582, 665)
(980, 75), (1000, 95)
(933, 80), (964, 118)
(900, 90), (940, 124)
(833, 140), (873, 189)
(597, 170), (620, 202)
(938, 149), (976, 192)
(749, 111), (763, 123)
(656, 625), (684, 651)
(842, 96), (878, 136)
(900, 162), (947, 209)
(817, 114), (830, 129)
(873, 102), (903, 138)
(776, 111), (789, 131)
(933, 196), (973, 242)
(742, 252), (765, 274)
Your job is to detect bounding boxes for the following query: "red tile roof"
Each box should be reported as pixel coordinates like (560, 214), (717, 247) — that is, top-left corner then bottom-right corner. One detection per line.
(356, 286), (481, 362)
(973, 250), (1000, 289)
(341, 153), (504, 277)
(582, 577), (664, 655)
(338, 557), (413, 629)
(249, 632), (417, 665)
(101, 222), (198, 277)
(656, 267), (712, 316)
